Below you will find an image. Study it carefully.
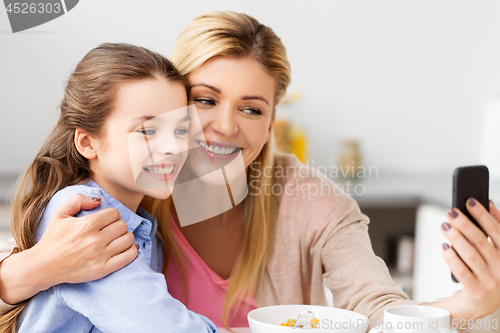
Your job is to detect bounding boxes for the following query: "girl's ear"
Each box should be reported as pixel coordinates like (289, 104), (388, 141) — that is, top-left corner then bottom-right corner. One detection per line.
(74, 128), (98, 159)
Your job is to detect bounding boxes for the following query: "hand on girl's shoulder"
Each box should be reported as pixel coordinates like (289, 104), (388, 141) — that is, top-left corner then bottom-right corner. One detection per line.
(36, 184), (108, 242)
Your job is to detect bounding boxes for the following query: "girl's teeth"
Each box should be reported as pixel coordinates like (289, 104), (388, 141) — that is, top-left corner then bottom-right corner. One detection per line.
(145, 166), (174, 175)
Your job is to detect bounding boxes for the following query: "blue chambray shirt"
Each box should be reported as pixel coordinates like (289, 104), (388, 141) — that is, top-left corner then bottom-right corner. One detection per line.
(18, 180), (218, 333)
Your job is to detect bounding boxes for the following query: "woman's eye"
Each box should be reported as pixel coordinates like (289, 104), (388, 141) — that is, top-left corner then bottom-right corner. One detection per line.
(241, 108), (262, 115)
(192, 98), (216, 106)
(174, 128), (189, 135)
(137, 128), (156, 136)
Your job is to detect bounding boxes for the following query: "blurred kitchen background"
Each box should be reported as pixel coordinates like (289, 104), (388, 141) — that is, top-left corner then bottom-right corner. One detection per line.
(1, 1), (500, 331)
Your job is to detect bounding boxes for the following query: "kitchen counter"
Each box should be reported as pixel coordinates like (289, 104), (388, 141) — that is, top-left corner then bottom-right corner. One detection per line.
(2, 171), (500, 207)
(339, 172), (500, 209)
(2, 171), (500, 206)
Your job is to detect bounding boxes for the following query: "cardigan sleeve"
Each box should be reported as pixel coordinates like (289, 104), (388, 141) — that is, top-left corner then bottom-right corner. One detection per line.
(258, 153), (422, 324)
(0, 238), (20, 314)
(321, 200), (420, 327)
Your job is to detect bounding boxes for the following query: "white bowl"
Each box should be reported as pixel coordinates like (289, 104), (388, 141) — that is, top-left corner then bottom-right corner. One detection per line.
(248, 305), (368, 333)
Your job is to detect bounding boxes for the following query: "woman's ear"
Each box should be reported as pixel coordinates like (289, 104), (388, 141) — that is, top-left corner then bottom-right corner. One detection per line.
(74, 128), (98, 159)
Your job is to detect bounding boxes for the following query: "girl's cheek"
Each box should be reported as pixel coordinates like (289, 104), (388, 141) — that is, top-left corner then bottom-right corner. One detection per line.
(182, 137), (190, 151)
(181, 139), (190, 162)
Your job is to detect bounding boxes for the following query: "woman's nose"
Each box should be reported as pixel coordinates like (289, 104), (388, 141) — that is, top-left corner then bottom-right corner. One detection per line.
(210, 104), (238, 137)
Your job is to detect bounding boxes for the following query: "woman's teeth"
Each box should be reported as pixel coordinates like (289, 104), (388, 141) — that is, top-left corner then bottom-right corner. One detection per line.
(198, 141), (238, 155)
(143, 166), (174, 175)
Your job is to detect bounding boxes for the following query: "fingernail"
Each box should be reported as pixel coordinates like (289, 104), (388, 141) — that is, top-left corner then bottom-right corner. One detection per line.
(442, 222), (451, 231)
(91, 197), (101, 202)
(135, 244), (140, 250)
(467, 197), (476, 207)
(490, 200), (495, 207)
(448, 209), (458, 219)
(442, 243), (450, 250)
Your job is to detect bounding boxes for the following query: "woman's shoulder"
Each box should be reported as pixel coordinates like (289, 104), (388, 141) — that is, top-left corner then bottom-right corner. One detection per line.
(273, 153), (367, 233)
(273, 153), (356, 205)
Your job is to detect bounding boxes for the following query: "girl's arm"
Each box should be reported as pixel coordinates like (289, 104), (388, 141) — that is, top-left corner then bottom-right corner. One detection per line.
(0, 194), (138, 305)
(19, 251), (218, 333)
(18, 188), (218, 333)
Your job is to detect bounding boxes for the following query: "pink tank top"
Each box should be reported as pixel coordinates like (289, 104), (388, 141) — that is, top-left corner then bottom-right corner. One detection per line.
(165, 217), (257, 328)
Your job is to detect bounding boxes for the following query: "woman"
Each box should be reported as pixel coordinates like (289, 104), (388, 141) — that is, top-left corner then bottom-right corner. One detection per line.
(1, 11), (500, 330)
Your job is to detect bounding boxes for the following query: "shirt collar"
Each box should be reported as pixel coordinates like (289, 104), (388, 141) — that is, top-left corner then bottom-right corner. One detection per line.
(84, 179), (157, 234)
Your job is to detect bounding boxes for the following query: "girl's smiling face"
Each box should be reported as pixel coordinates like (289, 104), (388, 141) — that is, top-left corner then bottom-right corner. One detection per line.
(185, 56), (276, 178)
(88, 77), (190, 211)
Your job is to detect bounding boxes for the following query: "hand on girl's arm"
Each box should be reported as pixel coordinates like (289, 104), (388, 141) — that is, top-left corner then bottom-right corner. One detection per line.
(0, 193), (138, 305)
(426, 200), (500, 328)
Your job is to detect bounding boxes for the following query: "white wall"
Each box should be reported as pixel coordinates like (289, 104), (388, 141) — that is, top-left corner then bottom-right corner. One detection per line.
(1, 0), (500, 175)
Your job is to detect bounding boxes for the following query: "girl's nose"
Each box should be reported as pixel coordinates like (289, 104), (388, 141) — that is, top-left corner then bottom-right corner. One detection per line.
(159, 135), (183, 156)
(210, 104), (238, 138)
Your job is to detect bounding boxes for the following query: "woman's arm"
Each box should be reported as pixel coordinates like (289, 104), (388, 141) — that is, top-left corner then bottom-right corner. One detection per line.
(321, 200), (420, 325)
(321, 196), (500, 329)
(0, 193), (138, 305)
(425, 200), (500, 326)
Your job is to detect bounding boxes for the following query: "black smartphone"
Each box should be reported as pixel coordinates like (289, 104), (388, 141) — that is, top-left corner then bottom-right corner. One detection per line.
(451, 165), (489, 283)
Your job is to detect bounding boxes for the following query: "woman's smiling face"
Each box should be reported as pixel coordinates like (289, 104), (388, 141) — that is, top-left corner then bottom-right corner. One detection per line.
(186, 56), (276, 177)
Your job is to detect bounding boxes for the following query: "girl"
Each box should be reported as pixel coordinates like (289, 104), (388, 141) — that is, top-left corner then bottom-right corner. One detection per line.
(3, 43), (217, 333)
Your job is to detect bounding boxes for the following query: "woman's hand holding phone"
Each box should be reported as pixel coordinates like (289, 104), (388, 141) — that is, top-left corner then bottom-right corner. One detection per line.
(440, 199), (500, 320)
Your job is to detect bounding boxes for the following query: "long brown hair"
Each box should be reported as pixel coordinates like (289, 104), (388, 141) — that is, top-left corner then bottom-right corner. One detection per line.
(0, 43), (188, 333)
(149, 11), (291, 329)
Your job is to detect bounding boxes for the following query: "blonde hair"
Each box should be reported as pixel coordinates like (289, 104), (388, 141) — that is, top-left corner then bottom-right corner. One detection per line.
(172, 11), (290, 109)
(0, 43), (188, 333)
(151, 11), (291, 329)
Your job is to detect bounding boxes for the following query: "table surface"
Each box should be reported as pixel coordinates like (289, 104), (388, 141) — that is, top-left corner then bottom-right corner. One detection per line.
(218, 328), (250, 333)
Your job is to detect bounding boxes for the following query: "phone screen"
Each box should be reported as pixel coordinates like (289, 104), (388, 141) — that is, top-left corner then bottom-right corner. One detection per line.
(452, 165), (489, 234)
(451, 165), (489, 283)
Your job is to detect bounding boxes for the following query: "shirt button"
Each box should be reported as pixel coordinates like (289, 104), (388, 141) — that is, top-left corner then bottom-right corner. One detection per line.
(142, 241), (146, 249)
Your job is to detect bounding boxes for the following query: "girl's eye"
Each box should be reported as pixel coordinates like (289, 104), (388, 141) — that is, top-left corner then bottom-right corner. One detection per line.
(174, 128), (188, 135)
(192, 98), (216, 106)
(137, 128), (156, 136)
(241, 108), (262, 115)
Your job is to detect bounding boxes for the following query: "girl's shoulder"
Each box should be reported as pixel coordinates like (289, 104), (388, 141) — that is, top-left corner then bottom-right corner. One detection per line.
(51, 183), (104, 204)
(36, 184), (108, 242)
